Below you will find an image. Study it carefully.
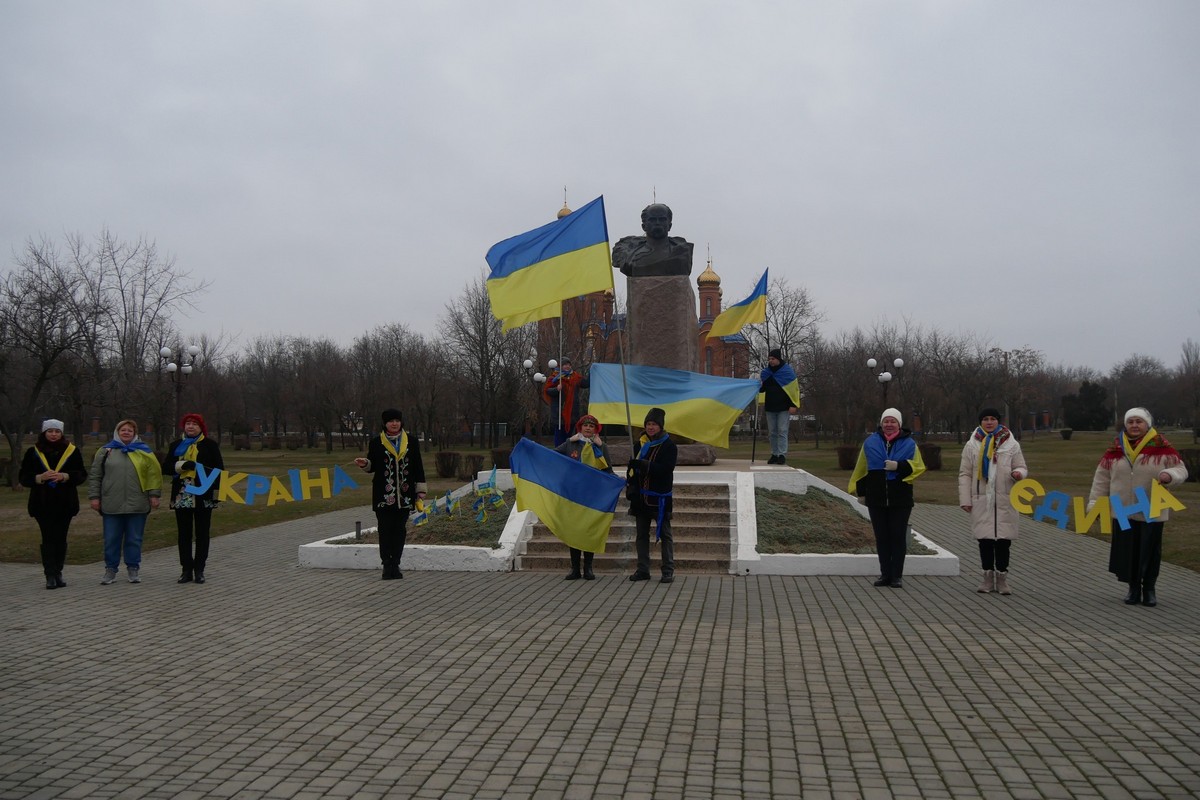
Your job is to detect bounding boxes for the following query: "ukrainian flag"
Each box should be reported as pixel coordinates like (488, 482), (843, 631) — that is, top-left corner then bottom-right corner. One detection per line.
(758, 362), (801, 409)
(588, 364), (760, 449)
(485, 196), (614, 330)
(707, 269), (767, 338)
(509, 438), (625, 553)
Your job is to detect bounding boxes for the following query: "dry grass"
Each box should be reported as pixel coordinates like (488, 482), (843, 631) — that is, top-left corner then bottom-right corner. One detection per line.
(755, 487), (932, 555)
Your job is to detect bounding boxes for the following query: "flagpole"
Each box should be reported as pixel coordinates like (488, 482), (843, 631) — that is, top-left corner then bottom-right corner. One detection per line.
(751, 295), (770, 464)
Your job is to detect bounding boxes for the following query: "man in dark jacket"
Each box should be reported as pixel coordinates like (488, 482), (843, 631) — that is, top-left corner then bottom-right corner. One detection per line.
(627, 407), (679, 584)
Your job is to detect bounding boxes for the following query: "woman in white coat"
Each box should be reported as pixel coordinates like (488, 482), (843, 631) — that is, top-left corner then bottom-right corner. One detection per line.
(958, 408), (1029, 595)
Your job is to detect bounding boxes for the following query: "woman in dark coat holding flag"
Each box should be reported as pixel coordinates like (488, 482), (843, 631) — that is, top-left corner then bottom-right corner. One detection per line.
(627, 407), (678, 584)
(355, 408), (427, 580)
(19, 418), (88, 590)
(849, 408), (926, 588)
(556, 414), (612, 580)
(162, 413), (224, 584)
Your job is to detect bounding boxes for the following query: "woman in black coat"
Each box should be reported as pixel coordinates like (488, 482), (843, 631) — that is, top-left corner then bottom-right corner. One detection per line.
(354, 408), (427, 580)
(19, 419), (88, 590)
(626, 407), (678, 584)
(162, 413), (224, 584)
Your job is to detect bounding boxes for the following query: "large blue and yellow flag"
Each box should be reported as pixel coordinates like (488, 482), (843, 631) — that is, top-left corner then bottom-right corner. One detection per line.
(758, 361), (801, 409)
(509, 438), (625, 553)
(707, 269), (767, 338)
(485, 196), (614, 331)
(588, 363), (759, 448)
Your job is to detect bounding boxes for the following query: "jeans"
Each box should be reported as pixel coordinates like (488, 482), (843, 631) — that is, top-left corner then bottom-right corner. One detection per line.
(103, 513), (148, 570)
(765, 410), (790, 456)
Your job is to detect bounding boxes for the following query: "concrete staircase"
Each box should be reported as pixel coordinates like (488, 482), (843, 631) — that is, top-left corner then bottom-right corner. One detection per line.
(517, 482), (733, 575)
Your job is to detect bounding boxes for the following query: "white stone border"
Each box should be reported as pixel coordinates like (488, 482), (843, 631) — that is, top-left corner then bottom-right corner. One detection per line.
(297, 466), (959, 576)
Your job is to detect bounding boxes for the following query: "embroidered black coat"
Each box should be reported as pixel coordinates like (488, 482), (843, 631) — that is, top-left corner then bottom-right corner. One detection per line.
(364, 433), (427, 514)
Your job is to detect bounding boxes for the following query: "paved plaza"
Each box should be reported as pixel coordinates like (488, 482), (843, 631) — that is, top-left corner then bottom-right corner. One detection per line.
(1, 497), (1198, 799)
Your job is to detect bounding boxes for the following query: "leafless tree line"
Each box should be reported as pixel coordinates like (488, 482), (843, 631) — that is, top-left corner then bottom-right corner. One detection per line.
(4, 231), (1198, 487)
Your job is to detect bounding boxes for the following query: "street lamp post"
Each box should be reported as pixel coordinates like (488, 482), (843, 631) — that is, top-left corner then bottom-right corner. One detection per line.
(523, 349), (547, 441)
(161, 344), (201, 436)
(867, 356), (904, 405)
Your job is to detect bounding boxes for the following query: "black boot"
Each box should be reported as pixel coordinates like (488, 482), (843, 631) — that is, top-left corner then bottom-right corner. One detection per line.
(54, 573), (66, 588)
(178, 570), (193, 584)
(1141, 584), (1157, 607)
(193, 570), (205, 584)
(565, 549), (582, 580)
(1123, 581), (1141, 605)
(582, 552), (595, 581)
(45, 575), (57, 590)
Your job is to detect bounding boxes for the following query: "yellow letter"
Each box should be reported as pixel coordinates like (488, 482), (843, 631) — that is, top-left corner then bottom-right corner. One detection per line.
(1150, 482), (1186, 519)
(1072, 497), (1112, 534)
(266, 476), (295, 506)
(218, 471), (247, 504)
(1010, 478), (1044, 514)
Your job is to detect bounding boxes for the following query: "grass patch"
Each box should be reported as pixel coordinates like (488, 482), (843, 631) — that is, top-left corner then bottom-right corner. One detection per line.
(755, 487), (933, 555)
(326, 491), (514, 548)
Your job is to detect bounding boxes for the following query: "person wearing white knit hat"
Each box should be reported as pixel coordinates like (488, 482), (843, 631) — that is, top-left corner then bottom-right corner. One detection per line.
(848, 408), (926, 588)
(1088, 407), (1188, 607)
(18, 418), (88, 589)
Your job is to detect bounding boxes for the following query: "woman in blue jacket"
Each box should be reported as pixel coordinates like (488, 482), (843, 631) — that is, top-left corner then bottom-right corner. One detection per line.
(849, 408), (926, 588)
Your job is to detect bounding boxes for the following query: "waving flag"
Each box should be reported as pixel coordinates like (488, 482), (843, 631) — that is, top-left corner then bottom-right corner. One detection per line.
(707, 269), (767, 338)
(509, 438), (624, 553)
(588, 363), (759, 448)
(485, 196), (614, 331)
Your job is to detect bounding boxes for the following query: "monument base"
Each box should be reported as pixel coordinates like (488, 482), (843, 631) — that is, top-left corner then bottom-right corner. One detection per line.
(607, 442), (717, 466)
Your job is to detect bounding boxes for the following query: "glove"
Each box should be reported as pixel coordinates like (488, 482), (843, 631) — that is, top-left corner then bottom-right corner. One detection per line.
(883, 460), (898, 471)
(176, 460), (196, 473)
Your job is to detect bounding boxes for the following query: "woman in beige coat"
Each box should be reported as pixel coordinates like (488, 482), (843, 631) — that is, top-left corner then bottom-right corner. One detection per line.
(958, 408), (1029, 595)
(1088, 407), (1188, 608)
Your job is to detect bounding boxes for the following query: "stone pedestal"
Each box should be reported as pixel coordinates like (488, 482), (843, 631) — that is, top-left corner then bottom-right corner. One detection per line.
(626, 275), (699, 373)
(607, 442), (717, 466)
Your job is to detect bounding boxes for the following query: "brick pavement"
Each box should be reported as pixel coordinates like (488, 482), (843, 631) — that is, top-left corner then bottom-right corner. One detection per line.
(1, 502), (1198, 799)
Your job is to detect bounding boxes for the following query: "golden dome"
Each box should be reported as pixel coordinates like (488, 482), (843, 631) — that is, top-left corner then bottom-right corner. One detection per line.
(697, 259), (720, 286)
(557, 202), (572, 219)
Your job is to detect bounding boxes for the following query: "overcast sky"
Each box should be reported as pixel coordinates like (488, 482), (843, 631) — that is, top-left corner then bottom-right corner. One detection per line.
(2, 1), (1196, 374)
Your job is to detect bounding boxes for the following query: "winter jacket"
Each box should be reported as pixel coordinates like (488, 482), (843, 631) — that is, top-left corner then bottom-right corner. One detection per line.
(626, 434), (677, 519)
(19, 443), (88, 518)
(957, 427), (1029, 540)
(849, 428), (926, 509)
(362, 430), (427, 513)
(1088, 432), (1188, 522)
(161, 436), (225, 505)
(87, 446), (162, 515)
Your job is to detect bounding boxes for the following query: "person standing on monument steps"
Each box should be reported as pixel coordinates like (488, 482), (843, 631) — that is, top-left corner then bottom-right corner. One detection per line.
(556, 414), (612, 581)
(544, 357), (589, 447)
(627, 407), (678, 584)
(849, 408), (926, 589)
(759, 348), (800, 465)
(355, 409), (427, 580)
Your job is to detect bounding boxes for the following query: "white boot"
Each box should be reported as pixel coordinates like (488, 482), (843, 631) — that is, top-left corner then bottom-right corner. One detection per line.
(977, 569), (995, 593)
(995, 571), (1011, 595)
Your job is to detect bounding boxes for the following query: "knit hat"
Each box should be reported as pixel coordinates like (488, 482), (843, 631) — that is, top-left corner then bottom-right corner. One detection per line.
(1124, 407), (1153, 428)
(880, 408), (902, 426)
(978, 407), (1002, 423)
(179, 412), (208, 436)
(768, 348), (782, 360)
(41, 419), (65, 433)
(644, 407), (666, 428)
(576, 414), (601, 433)
(381, 408), (403, 424)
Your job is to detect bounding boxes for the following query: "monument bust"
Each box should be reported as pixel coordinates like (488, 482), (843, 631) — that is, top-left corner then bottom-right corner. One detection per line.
(612, 203), (694, 277)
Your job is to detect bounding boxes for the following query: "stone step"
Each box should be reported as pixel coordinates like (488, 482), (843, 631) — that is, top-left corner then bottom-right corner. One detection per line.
(518, 554), (730, 574)
(527, 527), (733, 545)
(524, 538), (732, 557)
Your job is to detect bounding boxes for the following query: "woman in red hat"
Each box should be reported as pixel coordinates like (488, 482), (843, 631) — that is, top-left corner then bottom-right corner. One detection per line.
(162, 413), (224, 584)
(555, 414), (612, 580)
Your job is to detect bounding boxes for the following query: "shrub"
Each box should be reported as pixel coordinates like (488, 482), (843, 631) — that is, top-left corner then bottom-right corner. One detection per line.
(836, 445), (859, 470)
(1060, 428), (1073, 440)
(435, 451), (462, 479)
(919, 444), (942, 471)
(459, 453), (485, 482)
(1180, 450), (1199, 483)
(491, 448), (512, 469)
